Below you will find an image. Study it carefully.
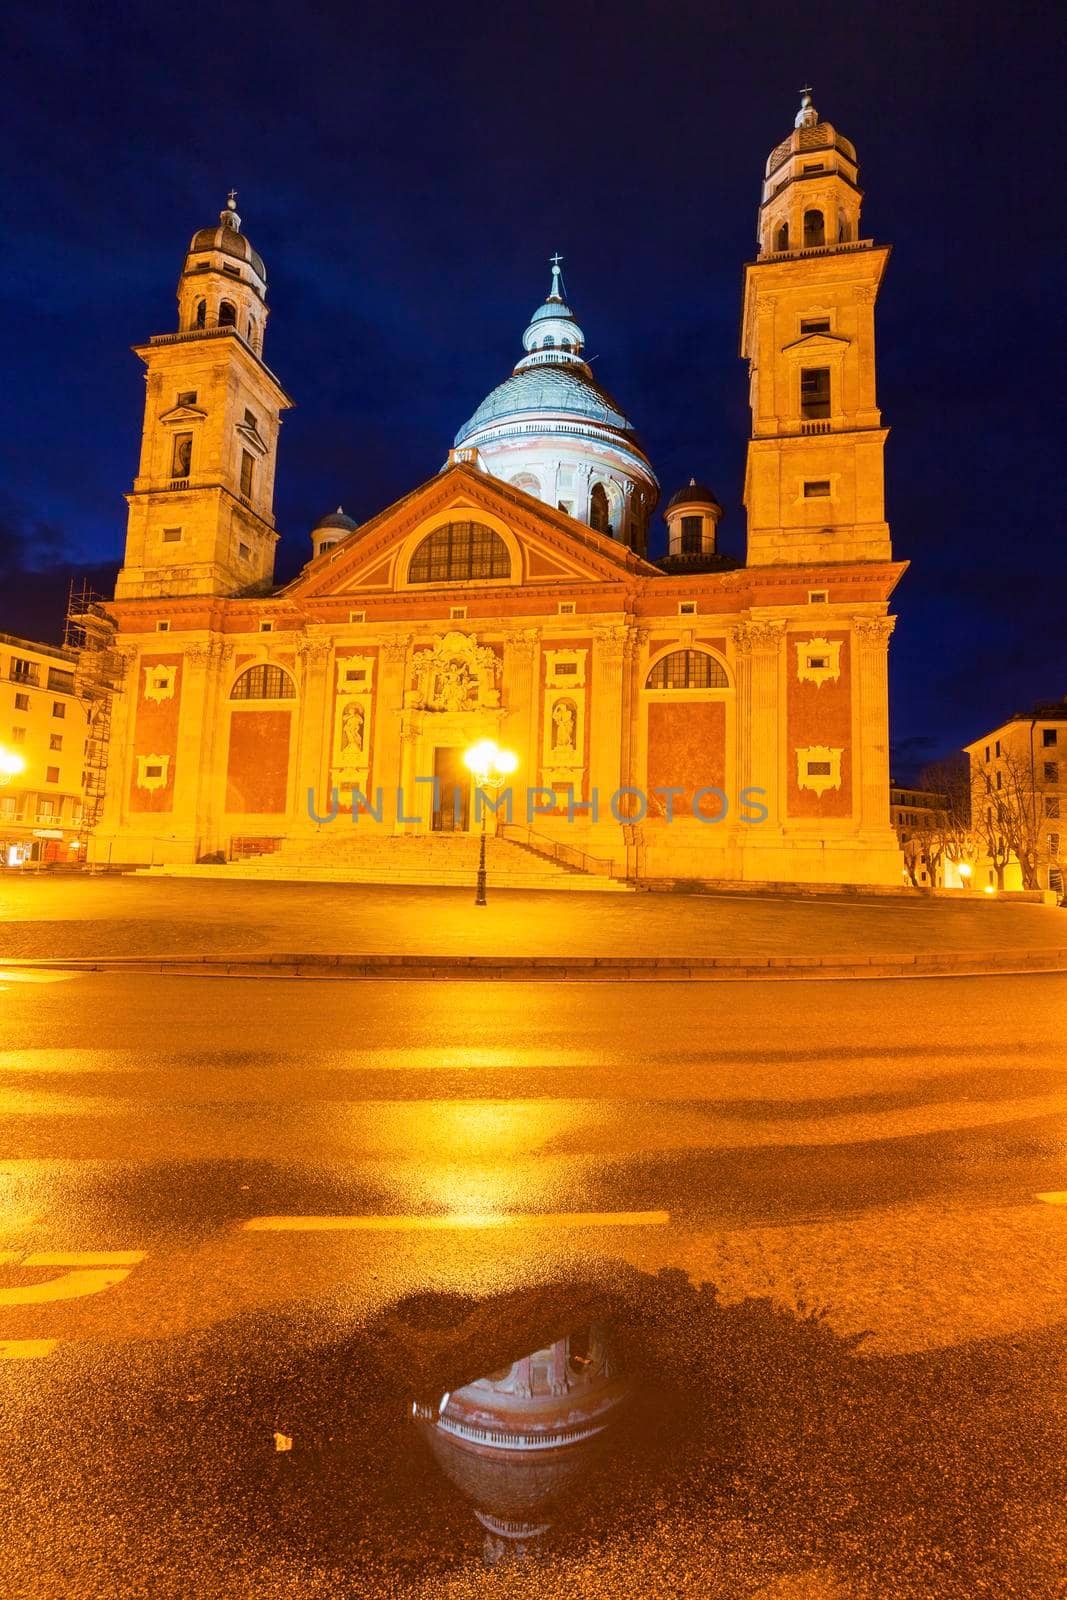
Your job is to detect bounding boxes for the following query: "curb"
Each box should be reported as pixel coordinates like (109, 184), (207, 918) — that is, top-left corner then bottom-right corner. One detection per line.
(3, 951), (1067, 983)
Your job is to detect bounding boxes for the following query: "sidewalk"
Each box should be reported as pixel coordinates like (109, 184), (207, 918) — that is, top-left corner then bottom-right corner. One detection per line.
(0, 874), (1064, 966)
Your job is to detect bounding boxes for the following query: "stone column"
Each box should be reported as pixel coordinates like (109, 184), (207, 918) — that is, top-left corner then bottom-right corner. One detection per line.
(294, 637), (333, 829)
(853, 616), (895, 831)
(502, 628), (540, 818)
(732, 620), (786, 827)
(590, 624), (630, 805)
(377, 635), (411, 833)
(183, 637), (229, 857)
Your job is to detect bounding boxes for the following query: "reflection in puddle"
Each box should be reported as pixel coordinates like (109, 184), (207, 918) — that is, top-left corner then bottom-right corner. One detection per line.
(412, 1323), (630, 1566)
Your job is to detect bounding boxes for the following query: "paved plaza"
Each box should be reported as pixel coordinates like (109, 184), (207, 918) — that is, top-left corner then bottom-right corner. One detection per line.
(1, 873), (1064, 962)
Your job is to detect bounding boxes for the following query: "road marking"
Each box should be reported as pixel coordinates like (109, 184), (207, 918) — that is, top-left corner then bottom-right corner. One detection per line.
(242, 1210), (669, 1232)
(1036, 1192), (1067, 1205)
(0, 1250), (147, 1306)
(0, 970), (80, 984)
(20, 1251), (146, 1268)
(0, 1339), (61, 1360)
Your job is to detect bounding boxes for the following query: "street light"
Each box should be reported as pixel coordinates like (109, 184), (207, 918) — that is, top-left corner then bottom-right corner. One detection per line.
(0, 747), (25, 786)
(462, 738), (519, 907)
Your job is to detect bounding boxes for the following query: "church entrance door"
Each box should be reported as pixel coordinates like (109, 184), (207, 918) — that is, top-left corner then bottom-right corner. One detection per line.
(431, 746), (470, 832)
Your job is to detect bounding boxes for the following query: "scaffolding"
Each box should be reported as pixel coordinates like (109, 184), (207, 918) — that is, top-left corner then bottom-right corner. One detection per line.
(64, 579), (125, 855)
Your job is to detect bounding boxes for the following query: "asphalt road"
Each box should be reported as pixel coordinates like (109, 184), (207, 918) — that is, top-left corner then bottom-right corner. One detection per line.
(0, 970), (1065, 1598)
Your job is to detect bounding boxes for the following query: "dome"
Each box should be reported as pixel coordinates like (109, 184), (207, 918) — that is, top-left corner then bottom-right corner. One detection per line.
(456, 365), (633, 445)
(667, 480), (721, 511)
(529, 298), (574, 323)
(184, 195), (266, 282)
(314, 506), (357, 533)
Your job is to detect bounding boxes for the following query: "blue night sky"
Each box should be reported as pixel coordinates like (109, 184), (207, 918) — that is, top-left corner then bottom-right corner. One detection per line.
(2, 0), (1063, 779)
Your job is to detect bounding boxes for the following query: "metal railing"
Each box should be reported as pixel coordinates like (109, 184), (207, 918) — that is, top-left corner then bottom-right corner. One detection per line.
(500, 821), (620, 879)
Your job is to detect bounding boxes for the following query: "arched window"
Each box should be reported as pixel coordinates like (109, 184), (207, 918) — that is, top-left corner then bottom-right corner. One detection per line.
(248, 315), (257, 347)
(561, 338), (572, 351)
(407, 520), (511, 584)
(646, 650), (729, 690)
(510, 473), (541, 499)
(838, 211), (850, 243)
(542, 334), (555, 348)
(589, 483), (610, 535)
(775, 221), (789, 252)
(219, 300), (237, 327)
(803, 209), (825, 248)
(230, 664), (296, 700)
(195, 299), (206, 328)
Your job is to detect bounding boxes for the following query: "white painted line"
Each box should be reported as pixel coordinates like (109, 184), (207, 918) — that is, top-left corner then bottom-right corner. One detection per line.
(242, 1210), (669, 1233)
(1035, 1192), (1067, 1205)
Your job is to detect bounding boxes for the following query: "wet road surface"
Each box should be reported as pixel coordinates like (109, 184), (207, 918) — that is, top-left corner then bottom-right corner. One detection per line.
(0, 970), (1065, 1597)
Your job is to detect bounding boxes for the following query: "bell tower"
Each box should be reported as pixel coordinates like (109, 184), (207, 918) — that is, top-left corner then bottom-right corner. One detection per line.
(740, 92), (891, 567)
(115, 194), (293, 599)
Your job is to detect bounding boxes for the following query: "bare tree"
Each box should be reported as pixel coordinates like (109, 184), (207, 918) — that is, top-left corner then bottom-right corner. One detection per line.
(970, 751), (1042, 890)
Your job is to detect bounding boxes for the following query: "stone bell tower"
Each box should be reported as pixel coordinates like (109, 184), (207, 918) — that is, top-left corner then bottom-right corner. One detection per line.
(115, 193), (292, 600)
(740, 91), (891, 567)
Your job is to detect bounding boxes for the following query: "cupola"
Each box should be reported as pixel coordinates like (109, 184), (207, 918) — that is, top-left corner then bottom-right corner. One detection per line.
(176, 192), (269, 355)
(757, 90), (864, 258)
(311, 506), (357, 558)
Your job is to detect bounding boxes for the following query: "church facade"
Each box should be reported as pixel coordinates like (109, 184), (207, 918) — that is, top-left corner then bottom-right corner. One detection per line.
(90, 93), (906, 886)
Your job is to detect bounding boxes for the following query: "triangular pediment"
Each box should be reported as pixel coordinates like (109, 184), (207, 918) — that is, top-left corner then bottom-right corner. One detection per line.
(159, 403), (208, 423)
(781, 331), (851, 353)
(283, 464), (663, 601)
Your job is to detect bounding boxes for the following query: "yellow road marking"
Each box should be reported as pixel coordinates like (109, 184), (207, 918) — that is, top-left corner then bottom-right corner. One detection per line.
(20, 1251), (146, 1267)
(0, 1267), (136, 1306)
(0, 1339), (60, 1360)
(243, 1210), (670, 1232)
(1036, 1192), (1067, 1205)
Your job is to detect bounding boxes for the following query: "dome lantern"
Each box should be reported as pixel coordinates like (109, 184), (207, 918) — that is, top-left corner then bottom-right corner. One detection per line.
(310, 505), (357, 558)
(176, 190), (270, 355)
(757, 90), (863, 258)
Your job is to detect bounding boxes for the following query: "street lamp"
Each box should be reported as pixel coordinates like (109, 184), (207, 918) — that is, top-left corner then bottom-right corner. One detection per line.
(0, 747), (25, 786)
(462, 738), (519, 907)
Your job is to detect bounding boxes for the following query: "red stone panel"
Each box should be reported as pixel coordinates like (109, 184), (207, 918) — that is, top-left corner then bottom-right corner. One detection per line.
(225, 710), (292, 813)
(127, 653), (183, 813)
(646, 701), (726, 818)
(785, 631), (853, 818)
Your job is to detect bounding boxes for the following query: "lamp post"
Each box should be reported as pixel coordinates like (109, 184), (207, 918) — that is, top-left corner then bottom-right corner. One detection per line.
(0, 747), (25, 787)
(462, 738), (518, 907)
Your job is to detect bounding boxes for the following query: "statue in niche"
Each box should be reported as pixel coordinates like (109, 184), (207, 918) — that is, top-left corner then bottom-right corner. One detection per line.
(552, 699), (576, 752)
(340, 701), (365, 758)
(437, 660), (478, 712)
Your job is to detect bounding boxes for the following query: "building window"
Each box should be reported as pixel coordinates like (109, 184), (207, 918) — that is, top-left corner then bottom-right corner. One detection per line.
(240, 450), (254, 498)
(11, 727), (26, 744)
(219, 300), (237, 327)
(238, 542), (251, 561)
(557, 601), (576, 615)
(230, 664), (296, 700)
(14, 693), (29, 711)
(646, 650), (729, 690)
(156, 620), (170, 633)
(800, 366), (831, 419)
(803, 480), (831, 498)
(803, 208), (825, 248)
(808, 589), (829, 603)
(11, 657), (39, 684)
(171, 432), (192, 478)
(995, 739), (1001, 757)
(45, 766), (60, 784)
(162, 527), (182, 543)
(589, 483), (610, 535)
(349, 610), (366, 623)
(144, 764), (164, 780)
(1043, 728), (1058, 747)
(801, 318), (830, 335)
(259, 621), (274, 633)
(984, 745), (990, 763)
(244, 408), (258, 430)
(38, 798), (56, 819)
(48, 667), (74, 693)
(1045, 795), (1061, 819)
(678, 601), (697, 615)
(222, 264), (241, 279)
(1049, 833), (1061, 857)
(449, 605), (467, 621)
(52, 702), (65, 719)
(195, 299), (206, 328)
(407, 521), (511, 584)
(177, 390), (197, 406)
(680, 515), (703, 554)
(995, 770), (1002, 789)
(807, 760), (832, 776)
(775, 221), (789, 251)
(50, 734), (62, 751)
(557, 500), (573, 516)
(803, 162), (825, 172)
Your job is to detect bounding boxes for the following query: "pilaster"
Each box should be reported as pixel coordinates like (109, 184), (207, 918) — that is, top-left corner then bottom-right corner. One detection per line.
(853, 615), (895, 831)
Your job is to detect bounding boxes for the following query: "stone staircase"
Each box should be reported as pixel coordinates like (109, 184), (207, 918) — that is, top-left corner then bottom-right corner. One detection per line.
(138, 832), (630, 892)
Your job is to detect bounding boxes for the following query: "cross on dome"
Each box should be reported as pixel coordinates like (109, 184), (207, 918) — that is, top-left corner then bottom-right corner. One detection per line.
(548, 253), (564, 302)
(795, 86), (819, 129)
(221, 189), (242, 230)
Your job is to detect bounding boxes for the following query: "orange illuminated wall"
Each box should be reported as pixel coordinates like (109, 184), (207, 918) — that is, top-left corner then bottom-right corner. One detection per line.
(225, 710), (292, 813)
(128, 653), (183, 813)
(786, 631), (852, 818)
(646, 700), (726, 817)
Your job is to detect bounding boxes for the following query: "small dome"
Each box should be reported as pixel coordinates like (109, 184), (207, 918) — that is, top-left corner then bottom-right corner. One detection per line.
(667, 480), (721, 511)
(456, 365), (634, 444)
(185, 194), (266, 281)
(314, 506), (357, 533)
(529, 298), (574, 323)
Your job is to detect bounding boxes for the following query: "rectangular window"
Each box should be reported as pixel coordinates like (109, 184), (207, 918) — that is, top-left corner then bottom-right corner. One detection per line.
(11, 727), (26, 744)
(1045, 795), (1061, 819)
(807, 761), (832, 776)
(47, 668), (75, 693)
(162, 527), (182, 543)
(244, 408), (258, 429)
(259, 621), (274, 633)
(145, 763), (164, 780)
(50, 734), (62, 751)
(52, 702), (65, 719)
(45, 766), (60, 784)
(1044, 761), (1058, 783)
(680, 514), (703, 554)
(995, 739), (1001, 757)
(678, 601), (697, 615)
(800, 318), (831, 334)
(450, 606), (467, 621)
(995, 770), (1002, 789)
(803, 480), (831, 498)
(808, 655), (829, 670)
(222, 263), (241, 278)
(1043, 728), (1058, 747)
(1050, 833), (1061, 856)
(11, 658), (39, 684)
(802, 162), (825, 172)
(14, 692), (29, 711)
(177, 390), (197, 406)
(348, 610), (366, 623)
(240, 450), (254, 498)
(156, 620), (170, 633)
(37, 798), (55, 819)
(808, 590), (828, 603)
(171, 432), (192, 478)
(557, 601), (576, 615)
(554, 662), (578, 676)
(800, 366), (831, 419)
(344, 667), (368, 685)
(984, 745), (990, 763)
(238, 542), (251, 561)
